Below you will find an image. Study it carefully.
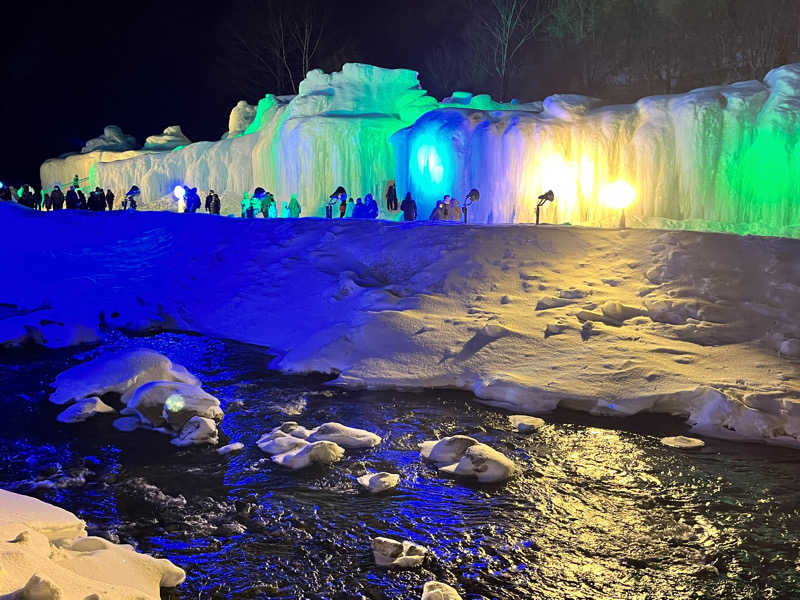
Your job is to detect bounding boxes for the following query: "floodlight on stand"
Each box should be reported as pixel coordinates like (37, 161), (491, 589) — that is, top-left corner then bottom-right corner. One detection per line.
(463, 188), (480, 224)
(536, 190), (554, 225)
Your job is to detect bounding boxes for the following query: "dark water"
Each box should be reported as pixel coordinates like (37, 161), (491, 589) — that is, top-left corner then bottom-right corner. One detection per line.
(1, 333), (799, 600)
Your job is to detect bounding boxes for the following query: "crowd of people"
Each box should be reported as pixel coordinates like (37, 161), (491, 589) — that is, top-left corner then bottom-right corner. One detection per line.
(1, 174), (477, 224)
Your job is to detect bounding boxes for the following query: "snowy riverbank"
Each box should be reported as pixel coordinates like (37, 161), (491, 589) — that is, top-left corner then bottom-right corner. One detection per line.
(2, 203), (798, 447)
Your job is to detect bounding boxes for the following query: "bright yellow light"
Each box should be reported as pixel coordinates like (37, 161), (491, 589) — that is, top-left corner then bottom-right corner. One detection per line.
(599, 180), (636, 209)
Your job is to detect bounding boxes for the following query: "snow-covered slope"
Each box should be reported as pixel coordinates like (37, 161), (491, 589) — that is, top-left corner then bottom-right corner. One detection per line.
(0, 488), (185, 599)
(393, 65), (800, 235)
(39, 63), (800, 236)
(2, 204), (798, 448)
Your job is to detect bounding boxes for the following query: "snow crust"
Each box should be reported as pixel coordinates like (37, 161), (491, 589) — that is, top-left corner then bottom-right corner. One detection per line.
(0, 489), (185, 599)
(80, 125), (137, 153)
(1, 204), (799, 449)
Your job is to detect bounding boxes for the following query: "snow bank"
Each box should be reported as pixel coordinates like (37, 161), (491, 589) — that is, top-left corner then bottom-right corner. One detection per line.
(80, 125), (137, 153)
(393, 64), (800, 235)
(0, 489), (184, 599)
(143, 125), (191, 151)
(1, 204), (799, 449)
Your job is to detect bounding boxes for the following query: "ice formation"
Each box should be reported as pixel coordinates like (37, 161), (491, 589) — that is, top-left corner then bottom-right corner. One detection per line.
(56, 396), (115, 423)
(3, 205), (800, 449)
(80, 125), (137, 153)
(420, 436), (479, 464)
(307, 422), (382, 448)
(121, 381), (223, 429)
(661, 435), (705, 449)
(271, 440), (345, 470)
(0, 489), (184, 599)
(371, 536), (428, 568)
(393, 64), (800, 235)
(143, 125), (191, 151)
(39, 63), (800, 236)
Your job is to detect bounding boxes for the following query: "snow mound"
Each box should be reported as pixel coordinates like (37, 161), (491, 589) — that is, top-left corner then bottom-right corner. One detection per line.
(0, 489), (184, 599)
(143, 125), (191, 151)
(217, 442), (244, 455)
(121, 381), (222, 429)
(371, 536), (428, 568)
(509, 415), (545, 432)
(0, 309), (100, 349)
(81, 125), (137, 153)
(50, 349), (199, 406)
(420, 436), (479, 464)
(172, 416), (219, 447)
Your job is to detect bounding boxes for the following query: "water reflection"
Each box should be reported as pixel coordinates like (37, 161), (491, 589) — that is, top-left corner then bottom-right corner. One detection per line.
(1, 333), (799, 599)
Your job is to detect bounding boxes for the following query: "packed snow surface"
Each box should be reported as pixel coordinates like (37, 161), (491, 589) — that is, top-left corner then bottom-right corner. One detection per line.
(1, 204), (799, 449)
(0, 489), (184, 599)
(39, 63), (800, 236)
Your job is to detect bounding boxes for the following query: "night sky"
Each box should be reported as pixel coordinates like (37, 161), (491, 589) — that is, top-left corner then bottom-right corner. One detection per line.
(1, 0), (446, 187)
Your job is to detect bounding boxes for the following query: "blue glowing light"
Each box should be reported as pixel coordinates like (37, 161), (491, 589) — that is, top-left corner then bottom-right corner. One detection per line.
(0, 181), (4, 189)
(416, 145), (445, 185)
(173, 185), (186, 201)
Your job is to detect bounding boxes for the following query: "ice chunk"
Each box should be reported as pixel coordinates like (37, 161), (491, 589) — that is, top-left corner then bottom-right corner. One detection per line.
(50, 349), (199, 406)
(217, 442), (244, 455)
(223, 101), (257, 139)
(257, 433), (309, 456)
(660, 436), (705, 449)
(371, 536), (427, 568)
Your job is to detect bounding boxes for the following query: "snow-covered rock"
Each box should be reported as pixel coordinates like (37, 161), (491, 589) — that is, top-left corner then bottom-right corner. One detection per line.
(81, 125), (137, 153)
(661, 435), (705, 449)
(371, 536), (427, 568)
(271, 440), (345, 470)
(779, 338), (800, 360)
(121, 381), (222, 428)
(509, 415), (545, 432)
(50, 349), (199, 406)
(357, 472), (400, 493)
(422, 581), (463, 600)
(438, 443), (517, 483)
(0, 489), (184, 599)
(257, 433), (309, 456)
(420, 436), (479, 464)
(171, 416), (219, 447)
(56, 397), (115, 423)
(307, 422), (382, 448)
(143, 125), (191, 151)
(0, 309), (100, 349)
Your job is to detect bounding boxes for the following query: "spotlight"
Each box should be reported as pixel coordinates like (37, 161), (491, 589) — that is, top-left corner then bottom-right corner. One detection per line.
(600, 181), (636, 228)
(173, 185), (186, 201)
(535, 190), (554, 225)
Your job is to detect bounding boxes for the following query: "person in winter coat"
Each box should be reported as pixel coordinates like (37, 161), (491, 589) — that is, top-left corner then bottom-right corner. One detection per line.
(51, 186), (65, 210)
(72, 174), (80, 190)
(65, 186), (79, 209)
(449, 196), (462, 222)
(19, 185), (36, 209)
(385, 182), (398, 211)
(352, 197), (366, 218)
(429, 201), (446, 221)
(43, 193), (52, 211)
(123, 185), (140, 210)
(327, 186), (346, 219)
(242, 192), (254, 218)
(185, 187), (201, 213)
(288, 194), (301, 218)
(95, 187), (106, 210)
(105, 189), (114, 211)
(267, 195), (277, 218)
(365, 193), (379, 219)
(210, 193), (221, 215)
(400, 192), (417, 222)
(339, 195), (347, 218)
(344, 198), (354, 218)
(88, 190), (98, 210)
(77, 190), (87, 209)
(205, 190), (214, 212)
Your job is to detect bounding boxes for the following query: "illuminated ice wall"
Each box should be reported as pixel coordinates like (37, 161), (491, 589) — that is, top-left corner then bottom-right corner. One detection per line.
(393, 64), (800, 236)
(40, 63), (800, 235)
